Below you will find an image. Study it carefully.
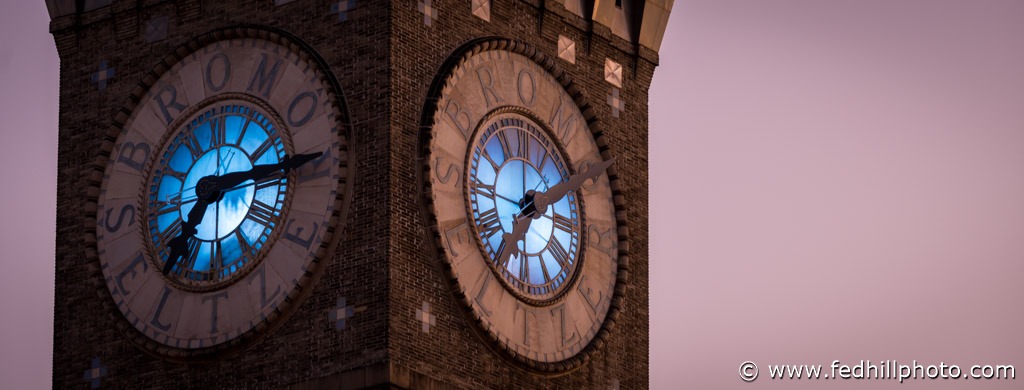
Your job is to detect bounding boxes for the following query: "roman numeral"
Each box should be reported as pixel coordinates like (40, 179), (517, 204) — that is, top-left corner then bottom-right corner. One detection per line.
(536, 154), (551, 175)
(235, 118), (252, 145)
(254, 175), (283, 192)
(155, 203), (181, 217)
(183, 129), (206, 160)
(548, 238), (571, 269)
(156, 218), (183, 245)
(182, 238), (201, 271)
(159, 168), (187, 182)
(250, 138), (273, 161)
(246, 199), (278, 226)
(209, 240), (222, 277)
(210, 116), (226, 147)
(481, 149), (500, 171)
(477, 208), (502, 239)
(552, 213), (575, 233)
(235, 230), (254, 262)
(520, 254), (531, 281)
(471, 180), (496, 201)
(496, 130), (515, 159)
(493, 239), (508, 266)
(516, 129), (529, 159)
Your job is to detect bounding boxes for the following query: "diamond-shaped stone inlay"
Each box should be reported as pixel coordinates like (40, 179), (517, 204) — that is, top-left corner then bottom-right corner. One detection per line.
(330, 0), (357, 22)
(83, 357), (107, 390)
(418, 0), (439, 26)
(329, 297), (356, 330)
(472, 0), (490, 21)
(415, 301), (437, 333)
(607, 88), (625, 118)
(143, 16), (168, 43)
(90, 60), (115, 92)
(604, 58), (623, 88)
(558, 35), (576, 64)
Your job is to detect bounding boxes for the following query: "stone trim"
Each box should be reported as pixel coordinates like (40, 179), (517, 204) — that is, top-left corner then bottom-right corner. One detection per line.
(82, 25), (356, 360)
(415, 37), (630, 375)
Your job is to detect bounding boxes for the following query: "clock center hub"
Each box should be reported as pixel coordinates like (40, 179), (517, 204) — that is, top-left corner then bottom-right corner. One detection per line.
(181, 146), (255, 241)
(494, 159), (553, 255)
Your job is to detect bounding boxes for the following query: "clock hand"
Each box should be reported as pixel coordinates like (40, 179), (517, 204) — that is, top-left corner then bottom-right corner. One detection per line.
(510, 179), (548, 215)
(214, 148), (237, 175)
(161, 197), (211, 275)
(166, 149), (235, 202)
(530, 158), (614, 213)
(211, 152), (323, 192)
(494, 192), (522, 207)
(161, 152), (323, 275)
(495, 213), (534, 267)
(175, 152), (322, 203)
(494, 177), (552, 266)
(166, 150), (236, 203)
(173, 177), (271, 204)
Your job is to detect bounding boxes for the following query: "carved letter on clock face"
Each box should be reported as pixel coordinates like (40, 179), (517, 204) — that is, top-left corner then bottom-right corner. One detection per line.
(424, 44), (625, 371)
(92, 33), (350, 356)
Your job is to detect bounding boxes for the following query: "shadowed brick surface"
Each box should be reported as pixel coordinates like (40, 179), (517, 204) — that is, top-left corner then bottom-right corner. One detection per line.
(52, 0), (655, 388)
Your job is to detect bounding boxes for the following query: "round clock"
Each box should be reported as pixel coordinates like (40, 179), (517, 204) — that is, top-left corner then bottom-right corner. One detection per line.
(421, 40), (627, 372)
(90, 29), (351, 356)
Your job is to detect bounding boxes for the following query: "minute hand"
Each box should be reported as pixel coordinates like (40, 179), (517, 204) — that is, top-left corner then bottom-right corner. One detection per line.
(533, 158), (614, 209)
(212, 152), (323, 191)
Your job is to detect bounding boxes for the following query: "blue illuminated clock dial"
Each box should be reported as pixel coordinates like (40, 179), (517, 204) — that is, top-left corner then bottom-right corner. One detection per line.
(467, 114), (582, 300)
(147, 103), (287, 286)
(93, 36), (349, 355)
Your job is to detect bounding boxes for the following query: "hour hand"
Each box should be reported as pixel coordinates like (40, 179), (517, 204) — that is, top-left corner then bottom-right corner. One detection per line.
(496, 214), (534, 267)
(162, 232), (192, 275)
(161, 199), (208, 275)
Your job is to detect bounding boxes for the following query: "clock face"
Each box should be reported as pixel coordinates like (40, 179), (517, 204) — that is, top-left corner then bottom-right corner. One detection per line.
(467, 112), (582, 301)
(149, 102), (288, 288)
(423, 44), (625, 370)
(92, 33), (350, 355)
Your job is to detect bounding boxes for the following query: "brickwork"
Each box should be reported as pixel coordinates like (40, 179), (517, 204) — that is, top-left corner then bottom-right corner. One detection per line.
(391, 0), (652, 387)
(52, 1), (391, 388)
(51, 0), (654, 388)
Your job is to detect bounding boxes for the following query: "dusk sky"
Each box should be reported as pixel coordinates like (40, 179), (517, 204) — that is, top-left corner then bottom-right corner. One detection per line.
(3, 1), (1023, 389)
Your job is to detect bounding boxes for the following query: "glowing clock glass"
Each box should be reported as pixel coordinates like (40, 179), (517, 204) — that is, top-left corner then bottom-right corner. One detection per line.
(466, 113), (582, 300)
(147, 103), (287, 287)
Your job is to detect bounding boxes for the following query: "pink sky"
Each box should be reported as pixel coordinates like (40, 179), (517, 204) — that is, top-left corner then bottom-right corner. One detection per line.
(1, 1), (1022, 388)
(651, 1), (1024, 388)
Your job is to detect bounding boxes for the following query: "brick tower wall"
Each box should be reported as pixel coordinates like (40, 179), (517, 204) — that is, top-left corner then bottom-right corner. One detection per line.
(388, 0), (653, 388)
(51, 1), (392, 388)
(51, 0), (655, 388)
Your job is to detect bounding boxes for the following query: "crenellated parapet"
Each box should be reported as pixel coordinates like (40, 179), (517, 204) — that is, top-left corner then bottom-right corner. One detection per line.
(47, 0), (672, 52)
(45, 0), (112, 19)
(560, 0), (673, 52)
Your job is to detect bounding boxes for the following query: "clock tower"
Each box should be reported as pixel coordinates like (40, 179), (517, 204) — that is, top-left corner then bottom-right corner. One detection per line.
(47, 0), (671, 388)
